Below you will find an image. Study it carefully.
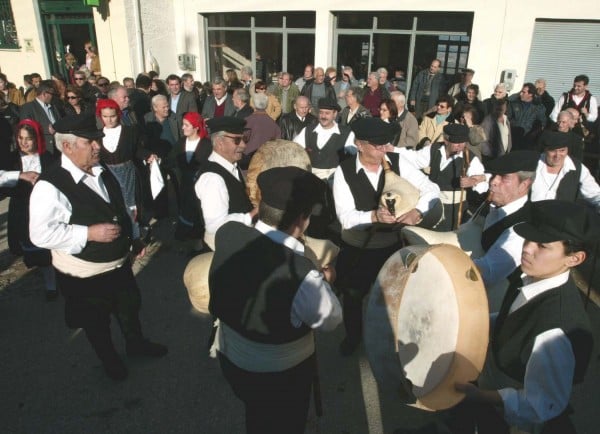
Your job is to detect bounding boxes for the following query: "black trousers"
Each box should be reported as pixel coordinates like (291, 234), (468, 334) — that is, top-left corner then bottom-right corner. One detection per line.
(219, 352), (315, 434)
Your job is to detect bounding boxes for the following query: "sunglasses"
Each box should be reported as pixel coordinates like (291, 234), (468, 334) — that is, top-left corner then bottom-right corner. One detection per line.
(74, 77), (85, 81)
(223, 134), (243, 145)
(67, 95), (79, 100)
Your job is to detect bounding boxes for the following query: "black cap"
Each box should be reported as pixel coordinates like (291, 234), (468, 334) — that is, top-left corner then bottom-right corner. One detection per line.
(514, 200), (600, 244)
(317, 98), (341, 112)
(485, 150), (539, 175)
(206, 116), (246, 135)
(53, 113), (104, 140)
(257, 167), (325, 213)
(351, 117), (400, 145)
(539, 130), (574, 151)
(443, 123), (470, 143)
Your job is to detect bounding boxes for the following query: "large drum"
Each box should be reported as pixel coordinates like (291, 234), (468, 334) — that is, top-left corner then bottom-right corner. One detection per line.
(364, 244), (489, 411)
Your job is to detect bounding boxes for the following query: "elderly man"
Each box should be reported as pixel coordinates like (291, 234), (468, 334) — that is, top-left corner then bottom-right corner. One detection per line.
(338, 86), (371, 127)
(20, 80), (62, 156)
(377, 67), (393, 93)
(363, 71), (390, 117)
(293, 98), (355, 180)
(29, 114), (167, 381)
(271, 72), (300, 115)
(553, 110), (585, 160)
(400, 123), (487, 230)
(195, 117), (256, 250)
(333, 117), (441, 356)
(210, 166), (341, 434)
(551, 74), (598, 124)
(300, 67), (336, 115)
(531, 131), (600, 212)
(232, 88), (254, 120)
(334, 65), (358, 109)
(107, 85), (137, 127)
(241, 93), (281, 169)
(534, 78), (555, 118)
(295, 64), (314, 92)
(409, 59), (446, 120)
(202, 77), (235, 120)
(390, 91), (419, 148)
(508, 83), (547, 150)
(278, 96), (315, 141)
(448, 68), (479, 101)
(240, 66), (254, 91)
(482, 83), (509, 117)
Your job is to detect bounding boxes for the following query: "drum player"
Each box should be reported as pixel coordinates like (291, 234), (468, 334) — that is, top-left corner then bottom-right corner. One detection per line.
(332, 117), (441, 356)
(452, 200), (595, 434)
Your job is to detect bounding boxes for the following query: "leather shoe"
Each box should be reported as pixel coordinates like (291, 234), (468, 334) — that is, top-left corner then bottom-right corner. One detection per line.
(102, 354), (128, 381)
(126, 339), (168, 358)
(339, 337), (360, 357)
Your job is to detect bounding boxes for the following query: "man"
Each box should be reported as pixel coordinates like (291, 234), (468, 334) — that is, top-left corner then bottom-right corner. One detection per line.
(210, 166), (341, 434)
(295, 64), (313, 92)
(390, 91), (419, 148)
(448, 68), (479, 101)
(166, 74), (198, 129)
(534, 78), (554, 118)
(122, 77), (134, 89)
(293, 98), (355, 180)
(338, 86), (371, 127)
(24, 72), (42, 102)
(482, 83), (509, 117)
(129, 74), (152, 126)
(472, 151), (538, 296)
(108, 85), (137, 127)
(377, 67), (393, 93)
(551, 74), (598, 124)
(20, 80), (62, 156)
(240, 66), (254, 91)
(231, 88), (254, 120)
(72, 70), (97, 105)
(531, 131), (600, 211)
(201, 77), (235, 120)
(552, 110), (585, 160)
(278, 96), (315, 141)
(418, 94), (455, 146)
(300, 67), (336, 116)
(195, 117), (256, 250)
(334, 65), (358, 109)
(409, 59), (446, 120)
(363, 71), (390, 117)
(95, 77), (110, 100)
(181, 72), (202, 111)
(400, 124), (488, 231)
(333, 117), (441, 356)
(507, 83), (547, 150)
(241, 93), (281, 169)
(271, 72), (300, 115)
(390, 67), (407, 94)
(29, 114), (167, 381)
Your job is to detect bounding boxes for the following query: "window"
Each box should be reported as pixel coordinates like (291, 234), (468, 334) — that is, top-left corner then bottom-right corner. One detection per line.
(0, 0), (19, 49)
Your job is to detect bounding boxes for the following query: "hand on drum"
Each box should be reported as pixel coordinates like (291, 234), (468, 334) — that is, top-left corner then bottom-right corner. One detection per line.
(396, 208), (423, 226)
(372, 207), (397, 224)
(455, 382), (502, 405)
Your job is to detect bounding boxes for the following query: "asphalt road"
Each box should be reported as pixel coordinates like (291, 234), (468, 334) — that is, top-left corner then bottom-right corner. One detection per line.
(1, 198), (599, 434)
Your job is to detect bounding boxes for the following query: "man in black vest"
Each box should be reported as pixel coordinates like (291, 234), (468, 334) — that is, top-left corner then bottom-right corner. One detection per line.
(332, 117), (441, 356)
(531, 131), (600, 211)
(195, 117), (256, 250)
(452, 200), (595, 434)
(29, 114), (167, 381)
(473, 151), (538, 307)
(550, 74), (598, 125)
(209, 167), (341, 434)
(293, 98), (356, 180)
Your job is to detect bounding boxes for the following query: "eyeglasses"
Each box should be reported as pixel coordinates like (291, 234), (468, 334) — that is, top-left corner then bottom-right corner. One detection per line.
(67, 95), (79, 100)
(97, 82), (109, 87)
(223, 134), (243, 145)
(74, 77), (85, 81)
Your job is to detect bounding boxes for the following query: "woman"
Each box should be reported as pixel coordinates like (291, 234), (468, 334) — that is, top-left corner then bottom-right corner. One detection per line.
(64, 52), (79, 85)
(379, 98), (401, 147)
(64, 85), (92, 115)
(225, 69), (243, 95)
(480, 99), (511, 163)
(453, 200), (596, 434)
(0, 73), (24, 106)
(339, 86), (371, 126)
(84, 41), (101, 76)
(174, 112), (210, 246)
(251, 81), (281, 121)
(1, 120), (56, 299)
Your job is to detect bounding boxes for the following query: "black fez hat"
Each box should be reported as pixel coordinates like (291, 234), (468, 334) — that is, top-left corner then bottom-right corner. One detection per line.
(317, 98), (341, 112)
(206, 116), (246, 135)
(515, 200), (600, 244)
(443, 123), (470, 143)
(485, 150), (539, 175)
(53, 113), (104, 140)
(539, 130), (574, 151)
(257, 167), (325, 213)
(351, 117), (400, 145)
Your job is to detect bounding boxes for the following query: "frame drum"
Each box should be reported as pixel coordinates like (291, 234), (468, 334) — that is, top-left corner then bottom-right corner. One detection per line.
(364, 244), (489, 411)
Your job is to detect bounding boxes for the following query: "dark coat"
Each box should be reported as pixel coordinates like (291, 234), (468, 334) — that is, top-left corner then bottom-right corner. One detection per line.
(19, 99), (62, 156)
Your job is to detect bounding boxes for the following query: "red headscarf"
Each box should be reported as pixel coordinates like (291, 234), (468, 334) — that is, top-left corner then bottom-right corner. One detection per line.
(183, 112), (208, 139)
(16, 119), (46, 155)
(95, 98), (122, 124)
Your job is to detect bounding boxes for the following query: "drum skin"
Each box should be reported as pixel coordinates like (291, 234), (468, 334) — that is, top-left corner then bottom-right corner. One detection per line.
(246, 139), (311, 207)
(184, 252), (214, 314)
(365, 244), (489, 411)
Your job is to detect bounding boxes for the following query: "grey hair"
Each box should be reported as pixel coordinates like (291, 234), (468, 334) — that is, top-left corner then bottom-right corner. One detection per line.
(151, 94), (168, 107)
(252, 92), (268, 110)
(558, 110), (574, 121)
(54, 132), (77, 153)
(234, 88), (250, 104)
(211, 130), (227, 146)
(495, 83), (508, 93)
(107, 85), (126, 99)
(376, 67), (388, 76)
(517, 170), (536, 184)
(390, 90), (406, 104)
(369, 71), (381, 81)
(240, 66), (253, 77)
(212, 76), (227, 87)
(534, 78), (546, 86)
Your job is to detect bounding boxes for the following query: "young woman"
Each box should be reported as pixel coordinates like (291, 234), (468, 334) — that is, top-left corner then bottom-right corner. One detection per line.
(453, 199), (595, 434)
(379, 98), (400, 147)
(1, 120), (56, 299)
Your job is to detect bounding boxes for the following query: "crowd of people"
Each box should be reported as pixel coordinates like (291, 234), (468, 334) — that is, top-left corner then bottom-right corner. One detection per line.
(1, 58), (599, 434)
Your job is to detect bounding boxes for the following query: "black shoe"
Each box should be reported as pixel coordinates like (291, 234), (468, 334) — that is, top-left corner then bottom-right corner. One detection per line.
(339, 337), (360, 357)
(126, 339), (168, 358)
(45, 290), (59, 301)
(102, 353), (128, 381)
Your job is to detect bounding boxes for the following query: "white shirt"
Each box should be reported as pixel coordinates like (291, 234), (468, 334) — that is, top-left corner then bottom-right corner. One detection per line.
(21, 154), (42, 174)
(531, 155), (600, 212)
(332, 154), (441, 230)
(293, 123), (357, 153)
(473, 195), (528, 287)
(399, 145), (489, 194)
(170, 93), (180, 113)
(185, 138), (200, 163)
(194, 152), (253, 237)
(0, 170), (21, 187)
(550, 92), (598, 122)
(102, 125), (121, 153)
(496, 271), (576, 429)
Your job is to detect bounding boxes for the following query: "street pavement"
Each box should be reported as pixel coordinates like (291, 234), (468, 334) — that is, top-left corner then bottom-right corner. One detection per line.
(1, 198), (599, 434)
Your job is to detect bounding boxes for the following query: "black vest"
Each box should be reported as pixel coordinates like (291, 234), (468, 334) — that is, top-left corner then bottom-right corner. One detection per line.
(40, 164), (133, 262)
(209, 222), (313, 344)
(197, 161), (253, 214)
(493, 275), (592, 384)
(305, 125), (351, 169)
(555, 160), (582, 202)
(481, 201), (532, 252)
(560, 90), (592, 113)
(340, 153), (400, 211)
(428, 143), (471, 191)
